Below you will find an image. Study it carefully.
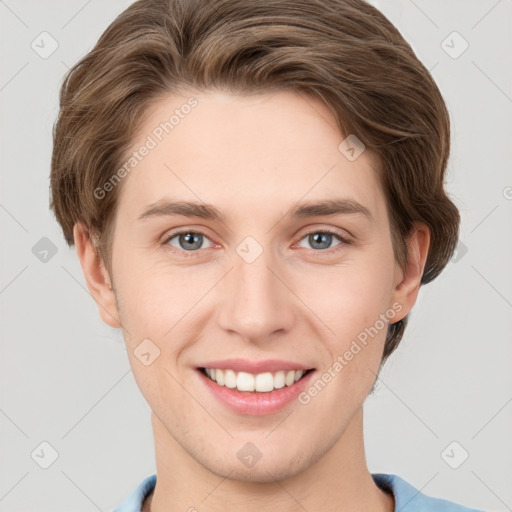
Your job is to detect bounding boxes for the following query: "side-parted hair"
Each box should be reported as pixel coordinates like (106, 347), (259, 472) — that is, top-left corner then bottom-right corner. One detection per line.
(50, 0), (460, 364)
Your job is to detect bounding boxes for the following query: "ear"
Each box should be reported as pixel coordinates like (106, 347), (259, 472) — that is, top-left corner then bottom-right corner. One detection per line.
(73, 222), (121, 329)
(390, 222), (430, 321)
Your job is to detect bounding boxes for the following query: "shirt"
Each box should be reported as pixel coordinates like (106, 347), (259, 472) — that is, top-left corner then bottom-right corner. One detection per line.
(112, 472), (486, 512)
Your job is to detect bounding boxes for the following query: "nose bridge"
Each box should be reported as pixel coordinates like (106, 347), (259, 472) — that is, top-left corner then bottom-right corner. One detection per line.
(217, 237), (294, 339)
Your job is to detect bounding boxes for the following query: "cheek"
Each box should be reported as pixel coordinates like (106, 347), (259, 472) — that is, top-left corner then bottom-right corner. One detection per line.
(293, 255), (395, 395)
(295, 255), (395, 331)
(115, 257), (198, 332)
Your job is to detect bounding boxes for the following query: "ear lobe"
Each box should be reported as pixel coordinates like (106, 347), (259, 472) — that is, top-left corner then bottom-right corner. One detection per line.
(390, 223), (430, 321)
(73, 222), (121, 328)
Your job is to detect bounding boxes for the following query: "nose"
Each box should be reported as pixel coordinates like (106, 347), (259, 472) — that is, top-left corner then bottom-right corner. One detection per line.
(216, 245), (296, 343)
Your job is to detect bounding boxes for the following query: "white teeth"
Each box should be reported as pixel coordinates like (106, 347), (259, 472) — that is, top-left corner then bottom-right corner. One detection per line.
(224, 369), (237, 389)
(237, 372), (255, 391)
(274, 371), (285, 389)
(255, 372), (274, 392)
(203, 368), (309, 392)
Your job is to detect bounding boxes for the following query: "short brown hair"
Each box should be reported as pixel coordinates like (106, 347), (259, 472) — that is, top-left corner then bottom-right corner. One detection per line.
(50, 0), (460, 364)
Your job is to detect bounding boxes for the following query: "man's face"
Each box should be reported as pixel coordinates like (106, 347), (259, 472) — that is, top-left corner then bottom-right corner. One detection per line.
(105, 90), (406, 481)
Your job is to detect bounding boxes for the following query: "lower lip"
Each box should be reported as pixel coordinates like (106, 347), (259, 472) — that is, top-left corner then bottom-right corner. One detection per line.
(196, 369), (316, 416)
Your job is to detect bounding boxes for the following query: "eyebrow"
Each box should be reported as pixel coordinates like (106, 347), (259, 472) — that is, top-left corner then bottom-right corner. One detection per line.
(137, 198), (373, 222)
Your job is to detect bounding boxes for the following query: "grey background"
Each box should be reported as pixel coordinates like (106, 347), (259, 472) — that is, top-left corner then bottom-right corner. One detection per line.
(1, 0), (511, 510)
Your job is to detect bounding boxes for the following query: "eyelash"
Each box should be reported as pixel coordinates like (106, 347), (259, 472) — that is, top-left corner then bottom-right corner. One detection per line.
(161, 228), (351, 258)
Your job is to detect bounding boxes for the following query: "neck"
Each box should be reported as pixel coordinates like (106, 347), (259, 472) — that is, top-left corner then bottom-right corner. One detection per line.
(143, 407), (394, 512)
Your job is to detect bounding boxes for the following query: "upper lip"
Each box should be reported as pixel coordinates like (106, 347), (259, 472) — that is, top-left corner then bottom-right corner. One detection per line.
(197, 358), (315, 374)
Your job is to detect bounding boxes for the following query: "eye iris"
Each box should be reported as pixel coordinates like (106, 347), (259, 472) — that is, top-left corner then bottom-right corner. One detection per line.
(180, 232), (202, 250)
(309, 232), (332, 250)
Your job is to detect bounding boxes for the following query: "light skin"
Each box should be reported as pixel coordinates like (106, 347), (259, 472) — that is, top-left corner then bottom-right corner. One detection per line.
(74, 89), (429, 512)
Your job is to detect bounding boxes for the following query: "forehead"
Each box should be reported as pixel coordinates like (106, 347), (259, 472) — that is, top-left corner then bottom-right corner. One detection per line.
(116, 89), (385, 225)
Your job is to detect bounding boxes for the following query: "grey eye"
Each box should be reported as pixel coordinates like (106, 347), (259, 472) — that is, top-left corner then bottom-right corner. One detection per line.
(167, 232), (213, 251)
(298, 232), (342, 251)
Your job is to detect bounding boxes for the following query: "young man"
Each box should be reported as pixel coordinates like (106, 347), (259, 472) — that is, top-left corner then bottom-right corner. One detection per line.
(50, 0), (485, 511)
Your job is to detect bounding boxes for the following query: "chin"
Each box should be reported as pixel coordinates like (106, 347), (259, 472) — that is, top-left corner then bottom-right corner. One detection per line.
(201, 450), (312, 483)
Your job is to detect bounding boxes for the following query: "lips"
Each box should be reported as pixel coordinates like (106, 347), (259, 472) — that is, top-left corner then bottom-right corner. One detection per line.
(196, 364), (317, 415)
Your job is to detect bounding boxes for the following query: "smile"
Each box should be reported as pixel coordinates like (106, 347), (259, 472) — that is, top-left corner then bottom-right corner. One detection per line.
(196, 366), (317, 416)
(200, 367), (314, 393)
